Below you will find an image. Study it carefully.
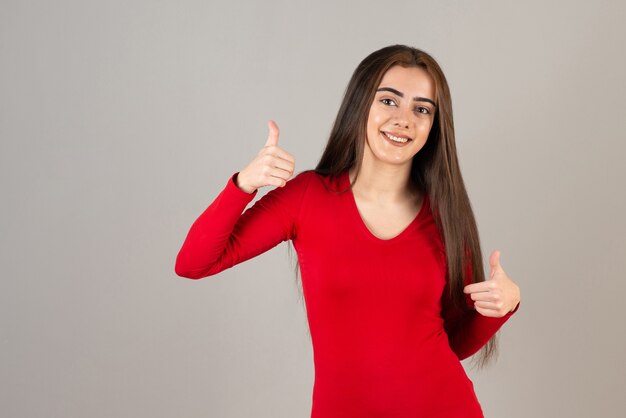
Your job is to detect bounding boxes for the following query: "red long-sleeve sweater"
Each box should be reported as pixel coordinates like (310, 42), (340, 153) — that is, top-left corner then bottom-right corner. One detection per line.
(175, 168), (519, 418)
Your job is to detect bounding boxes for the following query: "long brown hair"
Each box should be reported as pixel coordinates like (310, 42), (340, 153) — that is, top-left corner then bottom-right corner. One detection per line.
(289, 44), (497, 368)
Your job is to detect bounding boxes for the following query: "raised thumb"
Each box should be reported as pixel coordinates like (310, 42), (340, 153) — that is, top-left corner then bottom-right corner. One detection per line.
(264, 120), (280, 147)
(489, 250), (503, 279)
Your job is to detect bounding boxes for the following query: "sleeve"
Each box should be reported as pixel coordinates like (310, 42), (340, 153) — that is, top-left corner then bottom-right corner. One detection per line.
(441, 260), (520, 360)
(174, 171), (311, 279)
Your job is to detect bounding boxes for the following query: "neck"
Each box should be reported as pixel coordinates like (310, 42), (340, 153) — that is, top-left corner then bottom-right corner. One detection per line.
(349, 159), (417, 203)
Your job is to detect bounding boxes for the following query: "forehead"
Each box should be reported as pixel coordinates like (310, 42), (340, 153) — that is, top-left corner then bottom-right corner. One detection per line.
(377, 65), (435, 98)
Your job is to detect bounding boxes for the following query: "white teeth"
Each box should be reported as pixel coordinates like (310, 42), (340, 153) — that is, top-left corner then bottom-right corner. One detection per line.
(384, 132), (409, 143)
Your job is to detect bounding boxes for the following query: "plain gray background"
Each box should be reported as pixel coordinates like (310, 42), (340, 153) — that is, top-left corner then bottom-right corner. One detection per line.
(2, 1), (625, 417)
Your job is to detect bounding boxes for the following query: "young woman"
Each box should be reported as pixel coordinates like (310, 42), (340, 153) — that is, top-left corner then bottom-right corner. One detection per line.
(175, 44), (521, 418)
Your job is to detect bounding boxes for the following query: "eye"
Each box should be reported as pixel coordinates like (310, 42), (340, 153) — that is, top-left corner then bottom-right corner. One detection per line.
(415, 106), (431, 115)
(380, 98), (397, 106)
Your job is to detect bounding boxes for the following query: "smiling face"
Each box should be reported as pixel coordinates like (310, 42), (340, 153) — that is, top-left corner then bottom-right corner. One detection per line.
(364, 65), (436, 169)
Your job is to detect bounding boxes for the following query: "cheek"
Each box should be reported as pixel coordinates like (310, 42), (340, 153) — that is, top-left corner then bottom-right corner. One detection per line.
(417, 119), (434, 136)
(367, 110), (385, 131)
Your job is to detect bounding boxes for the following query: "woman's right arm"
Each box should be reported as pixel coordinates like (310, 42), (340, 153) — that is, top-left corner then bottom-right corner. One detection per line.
(175, 120), (304, 279)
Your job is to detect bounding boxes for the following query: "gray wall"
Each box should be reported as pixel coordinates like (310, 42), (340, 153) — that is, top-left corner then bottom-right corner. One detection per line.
(2, 1), (625, 417)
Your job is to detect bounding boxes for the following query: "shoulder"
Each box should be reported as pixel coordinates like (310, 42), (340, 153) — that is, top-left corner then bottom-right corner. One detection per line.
(287, 169), (330, 190)
(294, 169), (344, 190)
(291, 169), (318, 182)
(278, 169), (346, 201)
(261, 169), (318, 202)
(284, 169), (317, 190)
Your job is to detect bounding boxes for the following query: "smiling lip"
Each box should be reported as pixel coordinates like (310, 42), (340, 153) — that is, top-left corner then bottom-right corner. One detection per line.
(382, 131), (412, 141)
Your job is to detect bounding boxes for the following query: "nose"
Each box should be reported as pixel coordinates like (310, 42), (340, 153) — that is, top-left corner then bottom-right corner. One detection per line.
(393, 105), (411, 129)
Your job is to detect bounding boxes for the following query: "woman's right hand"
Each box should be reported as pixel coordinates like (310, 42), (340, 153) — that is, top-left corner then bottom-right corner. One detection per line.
(235, 120), (296, 194)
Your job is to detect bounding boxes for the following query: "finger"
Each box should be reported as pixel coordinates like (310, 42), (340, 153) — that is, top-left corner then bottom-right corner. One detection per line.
(264, 120), (280, 147)
(474, 300), (503, 310)
(469, 291), (497, 302)
(269, 157), (295, 176)
(264, 174), (286, 188)
(265, 165), (294, 182)
(464, 282), (493, 294)
(255, 168), (287, 188)
(264, 146), (295, 165)
(260, 153), (295, 175)
(474, 305), (501, 318)
(267, 164), (294, 181)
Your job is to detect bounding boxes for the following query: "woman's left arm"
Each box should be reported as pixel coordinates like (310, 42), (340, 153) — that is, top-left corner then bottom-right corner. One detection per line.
(442, 250), (521, 360)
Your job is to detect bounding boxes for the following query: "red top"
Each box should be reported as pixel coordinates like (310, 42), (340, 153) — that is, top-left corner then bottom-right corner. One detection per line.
(175, 169), (519, 418)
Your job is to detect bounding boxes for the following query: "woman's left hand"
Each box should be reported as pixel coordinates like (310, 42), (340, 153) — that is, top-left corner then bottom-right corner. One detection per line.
(463, 250), (521, 318)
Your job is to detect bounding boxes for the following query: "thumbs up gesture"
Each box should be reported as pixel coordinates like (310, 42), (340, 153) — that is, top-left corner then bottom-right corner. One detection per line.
(463, 250), (521, 318)
(235, 120), (296, 194)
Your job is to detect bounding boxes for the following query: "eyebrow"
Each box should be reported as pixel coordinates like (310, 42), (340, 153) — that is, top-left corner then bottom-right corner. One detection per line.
(376, 87), (436, 107)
